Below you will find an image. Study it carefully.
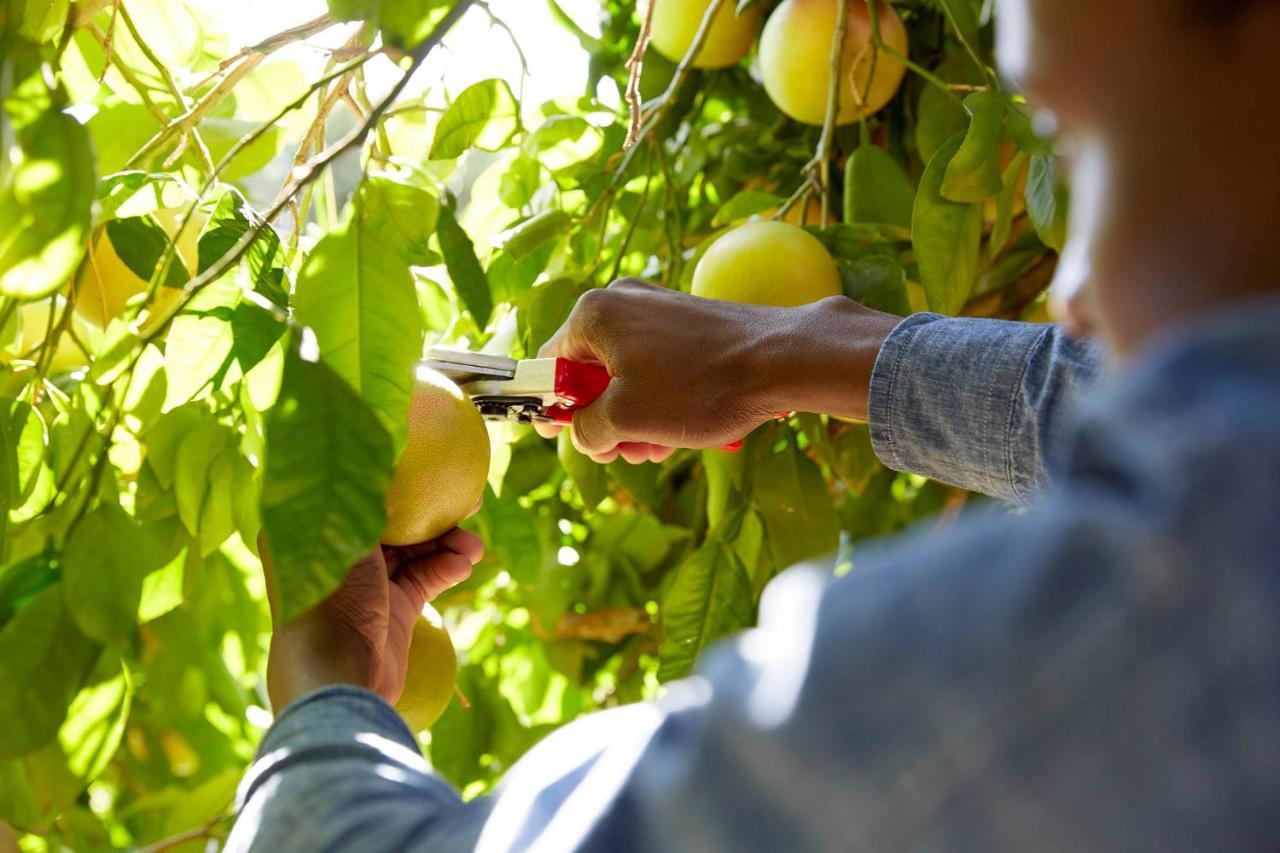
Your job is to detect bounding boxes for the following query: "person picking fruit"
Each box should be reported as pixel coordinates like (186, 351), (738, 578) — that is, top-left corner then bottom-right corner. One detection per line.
(233, 0), (1280, 849)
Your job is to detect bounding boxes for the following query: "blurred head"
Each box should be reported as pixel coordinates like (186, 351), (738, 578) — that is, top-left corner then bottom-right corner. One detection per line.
(996, 0), (1280, 352)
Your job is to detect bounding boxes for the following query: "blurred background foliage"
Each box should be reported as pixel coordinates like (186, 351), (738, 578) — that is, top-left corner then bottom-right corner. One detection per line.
(0, 0), (1061, 847)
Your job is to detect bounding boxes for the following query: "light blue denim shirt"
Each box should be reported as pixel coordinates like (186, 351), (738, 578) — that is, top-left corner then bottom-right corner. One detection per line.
(229, 304), (1280, 852)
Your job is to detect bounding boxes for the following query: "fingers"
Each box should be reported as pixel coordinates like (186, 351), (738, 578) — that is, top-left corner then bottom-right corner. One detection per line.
(568, 386), (623, 457)
(534, 422), (563, 440)
(391, 528), (485, 610)
(396, 551), (475, 612)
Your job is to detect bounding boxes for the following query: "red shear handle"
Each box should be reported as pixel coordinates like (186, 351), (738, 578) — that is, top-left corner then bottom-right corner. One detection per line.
(546, 358), (743, 452)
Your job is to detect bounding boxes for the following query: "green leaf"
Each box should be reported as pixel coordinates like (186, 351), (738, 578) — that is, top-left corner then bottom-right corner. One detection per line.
(62, 503), (168, 643)
(0, 585), (100, 757)
(429, 79), (520, 160)
(843, 145), (914, 229)
(558, 431), (607, 509)
(752, 433), (840, 573)
(261, 336), (394, 623)
(16, 655), (132, 818)
(495, 210), (573, 261)
(0, 100), (94, 299)
(519, 277), (586, 355)
(1026, 154), (1070, 252)
(990, 150), (1029, 257)
(912, 133), (984, 314)
(294, 179), (424, 454)
(197, 189), (287, 307)
(104, 216), (189, 288)
(163, 275), (238, 409)
(0, 397), (45, 513)
(0, 552), (58, 630)
(379, 0), (454, 48)
(941, 92), (1006, 203)
(658, 537), (754, 681)
(437, 202), (493, 330)
(713, 190), (784, 227)
(358, 174), (440, 266)
(840, 255), (909, 316)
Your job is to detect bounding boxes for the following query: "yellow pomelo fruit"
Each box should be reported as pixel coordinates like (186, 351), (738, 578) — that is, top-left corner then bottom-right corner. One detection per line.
(759, 0), (908, 126)
(650, 0), (764, 69)
(382, 369), (490, 546)
(76, 206), (202, 328)
(19, 296), (93, 373)
(692, 220), (842, 307)
(394, 606), (457, 732)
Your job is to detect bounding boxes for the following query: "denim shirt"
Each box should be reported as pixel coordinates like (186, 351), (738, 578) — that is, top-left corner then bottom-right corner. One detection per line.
(229, 306), (1280, 852)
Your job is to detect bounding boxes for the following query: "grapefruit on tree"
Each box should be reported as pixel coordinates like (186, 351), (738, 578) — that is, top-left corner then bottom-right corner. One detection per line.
(691, 220), (842, 307)
(759, 0), (908, 126)
(650, 0), (764, 69)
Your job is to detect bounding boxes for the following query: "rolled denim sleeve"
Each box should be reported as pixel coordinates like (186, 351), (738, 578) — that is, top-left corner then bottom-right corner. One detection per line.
(226, 687), (491, 852)
(867, 315), (1102, 504)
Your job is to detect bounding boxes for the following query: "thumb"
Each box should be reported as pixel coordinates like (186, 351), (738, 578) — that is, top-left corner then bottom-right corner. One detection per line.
(569, 386), (625, 457)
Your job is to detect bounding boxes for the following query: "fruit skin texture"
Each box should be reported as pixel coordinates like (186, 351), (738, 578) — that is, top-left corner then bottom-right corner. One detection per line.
(650, 0), (764, 69)
(382, 369), (491, 546)
(691, 220), (842, 307)
(759, 0), (909, 126)
(394, 607), (457, 732)
(75, 207), (202, 328)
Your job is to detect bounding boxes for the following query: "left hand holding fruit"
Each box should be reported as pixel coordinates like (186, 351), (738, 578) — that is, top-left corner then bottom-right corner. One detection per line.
(262, 529), (483, 711)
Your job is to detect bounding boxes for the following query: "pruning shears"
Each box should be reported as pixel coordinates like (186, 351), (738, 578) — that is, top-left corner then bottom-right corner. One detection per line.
(422, 347), (743, 451)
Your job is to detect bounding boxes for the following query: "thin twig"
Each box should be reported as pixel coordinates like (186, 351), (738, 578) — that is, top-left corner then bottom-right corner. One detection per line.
(142, 1), (477, 346)
(117, 1), (215, 173)
(623, 0), (657, 149)
(938, 0), (998, 87)
(811, 0), (849, 226)
(87, 22), (168, 122)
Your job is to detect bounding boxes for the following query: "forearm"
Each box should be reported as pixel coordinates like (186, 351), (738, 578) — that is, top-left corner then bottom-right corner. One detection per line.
(752, 296), (901, 422)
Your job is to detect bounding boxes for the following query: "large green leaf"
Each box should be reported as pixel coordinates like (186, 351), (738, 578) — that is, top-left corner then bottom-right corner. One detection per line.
(437, 202), (494, 330)
(658, 535), (755, 682)
(912, 133), (984, 314)
(1026, 154), (1070, 252)
(12, 655), (132, 821)
(261, 338), (394, 623)
(0, 585), (100, 757)
(941, 92), (1006, 203)
(62, 503), (170, 643)
(294, 177), (424, 455)
(558, 431), (607, 509)
(197, 189), (287, 307)
(752, 434), (840, 575)
(0, 58), (94, 298)
(104, 216), (190, 288)
(844, 145), (915, 229)
(429, 79), (520, 160)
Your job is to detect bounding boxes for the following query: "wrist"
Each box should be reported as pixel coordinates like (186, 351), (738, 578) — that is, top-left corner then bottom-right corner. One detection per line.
(752, 297), (900, 422)
(267, 619), (379, 710)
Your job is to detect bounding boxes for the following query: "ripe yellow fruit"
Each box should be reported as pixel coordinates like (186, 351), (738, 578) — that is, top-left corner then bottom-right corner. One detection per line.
(382, 369), (490, 546)
(650, 0), (764, 69)
(20, 296), (92, 373)
(759, 0), (909, 126)
(76, 207), (202, 328)
(394, 606), (457, 732)
(691, 220), (842, 307)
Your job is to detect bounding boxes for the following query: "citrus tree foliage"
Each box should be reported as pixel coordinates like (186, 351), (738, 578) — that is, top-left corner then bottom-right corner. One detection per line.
(0, 0), (1062, 846)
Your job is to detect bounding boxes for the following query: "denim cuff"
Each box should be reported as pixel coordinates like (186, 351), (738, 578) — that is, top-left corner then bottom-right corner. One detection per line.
(868, 314), (1058, 504)
(236, 685), (452, 809)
